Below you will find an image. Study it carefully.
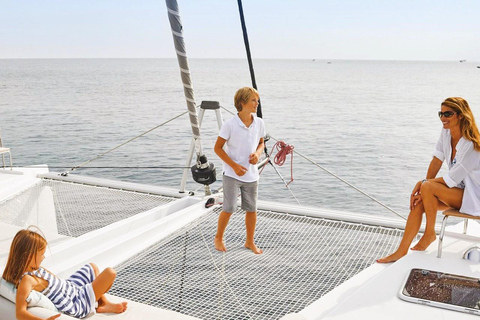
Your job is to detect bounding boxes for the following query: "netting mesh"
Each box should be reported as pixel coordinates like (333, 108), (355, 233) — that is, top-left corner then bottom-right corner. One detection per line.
(0, 180), (43, 227)
(1, 177), (416, 319)
(110, 207), (411, 320)
(0, 179), (175, 237)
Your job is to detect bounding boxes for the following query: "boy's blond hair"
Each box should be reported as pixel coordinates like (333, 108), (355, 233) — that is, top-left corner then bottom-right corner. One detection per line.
(234, 87), (259, 112)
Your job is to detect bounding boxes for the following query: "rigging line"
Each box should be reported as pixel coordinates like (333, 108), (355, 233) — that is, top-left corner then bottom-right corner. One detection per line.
(221, 106), (236, 116)
(70, 109), (189, 172)
(219, 106), (301, 204)
(268, 136), (407, 221)
(220, 106), (404, 220)
(49, 183), (73, 237)
(12, 166), (191, 169)
(197, 217), (255, 320)
(267, 160), (301, 205)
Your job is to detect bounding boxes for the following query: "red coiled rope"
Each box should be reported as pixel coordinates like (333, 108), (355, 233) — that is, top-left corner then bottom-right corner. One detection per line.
(260, 140), (295, 186)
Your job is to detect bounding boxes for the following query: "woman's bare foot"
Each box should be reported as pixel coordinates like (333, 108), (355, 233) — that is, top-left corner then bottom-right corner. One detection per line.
(376, 251), (407, 263)
(214, 237), (227, 252)
(411, 234), (436, 251)
(97, 301), (128, 314)
(244, 242), (263, 254)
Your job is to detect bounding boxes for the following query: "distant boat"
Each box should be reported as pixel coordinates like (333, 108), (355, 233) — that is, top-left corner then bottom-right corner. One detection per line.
(477, 66), (480, 68)
(460, 59), (466, 62)
(327, 61), (331, 64)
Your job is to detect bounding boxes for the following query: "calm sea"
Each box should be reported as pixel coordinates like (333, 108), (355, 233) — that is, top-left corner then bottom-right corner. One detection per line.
(1, 58), (480, 218)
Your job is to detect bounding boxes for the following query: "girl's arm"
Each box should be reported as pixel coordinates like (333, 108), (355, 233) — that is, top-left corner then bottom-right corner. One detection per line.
(16, 276), (61, 320)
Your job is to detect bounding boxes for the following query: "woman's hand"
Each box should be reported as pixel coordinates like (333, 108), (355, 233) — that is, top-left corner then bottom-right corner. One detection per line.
(46, 314), (61, 320)
(410, 180), (423, 210)
(411, 194), (423, 210)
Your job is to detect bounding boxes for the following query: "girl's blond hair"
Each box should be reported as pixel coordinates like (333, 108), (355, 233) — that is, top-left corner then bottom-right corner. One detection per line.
(442, 97), (480, 151)
(234, 87), (259, 112)
(2, 229), (47, 287)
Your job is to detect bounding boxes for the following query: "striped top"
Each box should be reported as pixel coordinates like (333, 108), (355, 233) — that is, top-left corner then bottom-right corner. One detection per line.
(22, 266), (95, 318)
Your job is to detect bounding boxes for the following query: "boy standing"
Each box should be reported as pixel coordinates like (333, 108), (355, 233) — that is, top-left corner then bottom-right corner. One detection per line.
(214, 87), (266, 254)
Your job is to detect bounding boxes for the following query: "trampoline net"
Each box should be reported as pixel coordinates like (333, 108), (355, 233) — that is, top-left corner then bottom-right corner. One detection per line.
(0, 178), (175, 237)
(110, 207), (411, 320)
(1, 177), (416, 319)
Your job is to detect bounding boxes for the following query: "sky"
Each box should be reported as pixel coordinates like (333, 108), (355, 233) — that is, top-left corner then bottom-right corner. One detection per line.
(1, 0), (480, 61)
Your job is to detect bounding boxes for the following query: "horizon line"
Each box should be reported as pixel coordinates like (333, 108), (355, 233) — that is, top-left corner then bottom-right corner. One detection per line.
(1, 57), (478, 63)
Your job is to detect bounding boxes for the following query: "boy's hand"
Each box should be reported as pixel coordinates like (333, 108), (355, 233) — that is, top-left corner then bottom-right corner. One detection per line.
(233, 163), (248, 176)
(249, 153), (260, 164)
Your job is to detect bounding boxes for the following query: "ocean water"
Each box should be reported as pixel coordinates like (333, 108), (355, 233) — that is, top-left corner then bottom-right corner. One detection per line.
(1, 58), (480, 218)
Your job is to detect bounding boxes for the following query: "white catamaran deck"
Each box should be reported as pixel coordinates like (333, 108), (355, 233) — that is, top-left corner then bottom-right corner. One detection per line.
(2, 167), (480, 320)
(301, 222), (480, 319)
(0, 167), (201, 320)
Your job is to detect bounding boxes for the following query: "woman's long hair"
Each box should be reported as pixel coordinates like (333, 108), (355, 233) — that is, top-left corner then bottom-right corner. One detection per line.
(2, 229), (47, 287)
(442, 97), (480, 151)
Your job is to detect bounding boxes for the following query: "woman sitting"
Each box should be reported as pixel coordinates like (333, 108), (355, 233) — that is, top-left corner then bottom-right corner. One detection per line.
(378, 97), (480, 263)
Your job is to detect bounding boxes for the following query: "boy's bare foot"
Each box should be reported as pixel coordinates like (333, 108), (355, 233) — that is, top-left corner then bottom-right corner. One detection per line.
(245, 242), (263, 254)
(214, 237), (227, 252)
(411, 234), (436, 251)
(376, 251), (407, 263)
(97, 301), (128, 314)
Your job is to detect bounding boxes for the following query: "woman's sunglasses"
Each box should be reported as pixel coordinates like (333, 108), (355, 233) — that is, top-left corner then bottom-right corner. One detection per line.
(438, 111), (457, 118)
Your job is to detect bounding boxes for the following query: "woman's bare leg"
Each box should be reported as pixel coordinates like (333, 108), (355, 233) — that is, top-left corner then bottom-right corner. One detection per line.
(377, 182), (463, 263)
(376, 202), (425, 263)
(411, 182), (463, 250)
(90, 263), (128, 313)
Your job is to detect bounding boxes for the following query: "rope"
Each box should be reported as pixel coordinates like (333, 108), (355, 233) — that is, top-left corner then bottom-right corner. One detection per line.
(268, 136), (407, 220)
(267, 141), (294, 186)
(266, 160), (301, 205)
(69, 109), (189, 172)
(220, 106), (300, 203)
(258, 140), (300, 204)
(220, 106), (404, 219)
(197, 219), (255, 319)
(12, 166), (191, 169)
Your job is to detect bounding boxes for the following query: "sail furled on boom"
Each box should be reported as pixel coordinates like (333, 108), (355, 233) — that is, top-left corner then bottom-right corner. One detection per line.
(165, 0), (203, 158)
(165, 0), (216, 189)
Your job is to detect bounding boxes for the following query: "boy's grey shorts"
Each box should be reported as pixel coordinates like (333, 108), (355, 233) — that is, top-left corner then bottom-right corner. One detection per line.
(222, 175), (259, 213)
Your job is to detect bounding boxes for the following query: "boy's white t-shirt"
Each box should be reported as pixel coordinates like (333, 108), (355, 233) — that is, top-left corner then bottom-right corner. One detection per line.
(219, 114), (266, 183)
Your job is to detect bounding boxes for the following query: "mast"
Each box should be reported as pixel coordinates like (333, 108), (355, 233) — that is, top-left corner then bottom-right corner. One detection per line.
(166, 0), (203, 157)
(237, 0), (262, 119)
(165, 0), (216, 191)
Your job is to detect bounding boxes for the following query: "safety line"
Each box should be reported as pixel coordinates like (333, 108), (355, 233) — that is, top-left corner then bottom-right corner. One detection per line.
(219, 106), (406, 220)
(269, 136), (406, 220)
(69, 109), (189, 172)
